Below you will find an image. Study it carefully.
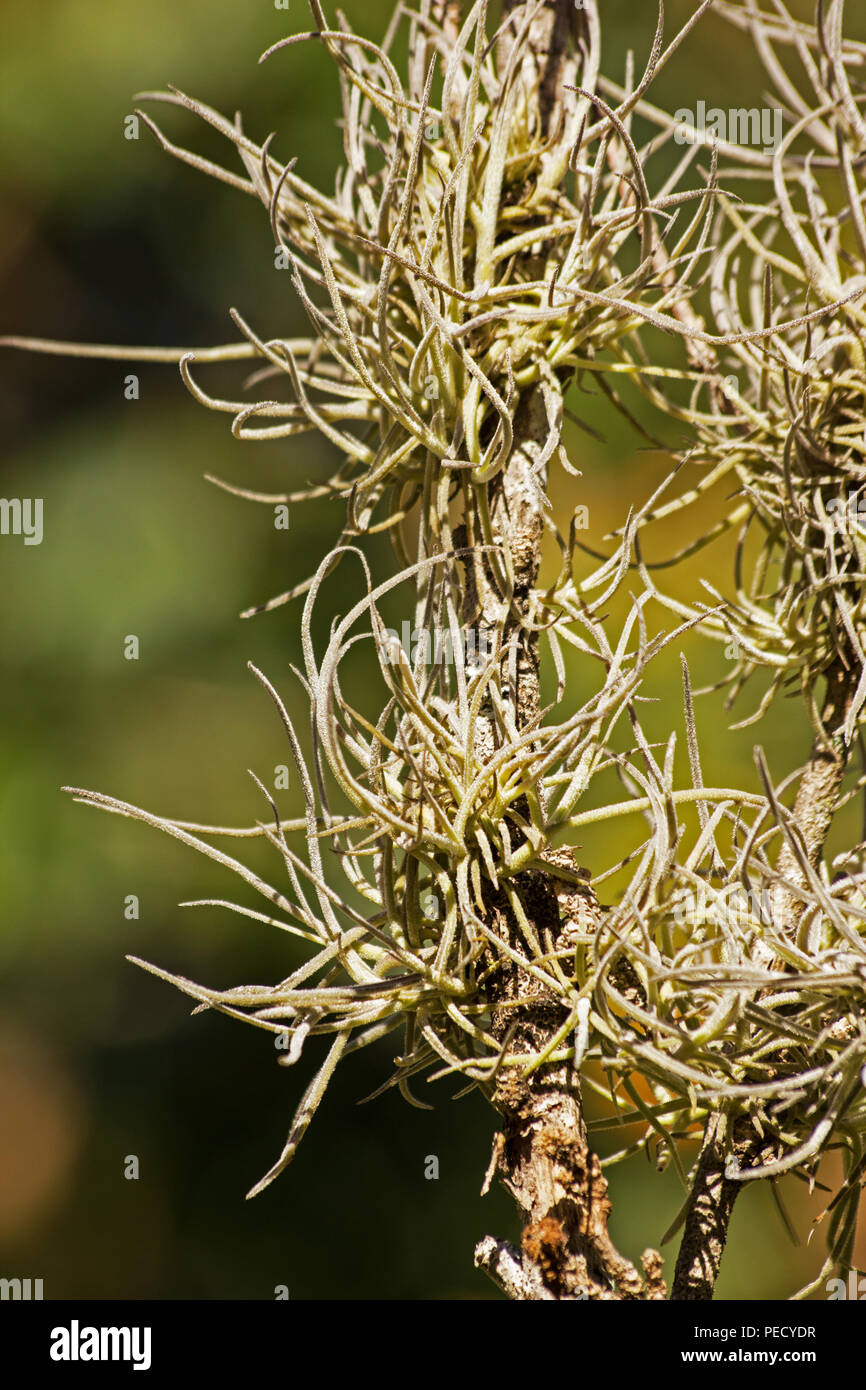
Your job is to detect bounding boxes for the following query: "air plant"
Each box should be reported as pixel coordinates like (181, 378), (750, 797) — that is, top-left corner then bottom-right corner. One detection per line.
(595, 0), (866, 1296)
(4, 0), (866, 1301)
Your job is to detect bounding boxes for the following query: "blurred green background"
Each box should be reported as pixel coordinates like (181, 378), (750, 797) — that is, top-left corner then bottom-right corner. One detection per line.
(1, 0), (862, 1299)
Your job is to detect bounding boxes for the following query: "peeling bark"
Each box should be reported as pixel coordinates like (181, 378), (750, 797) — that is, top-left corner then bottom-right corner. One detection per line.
(466, 0), (667, 1304)
(470, 387), (664, 1299)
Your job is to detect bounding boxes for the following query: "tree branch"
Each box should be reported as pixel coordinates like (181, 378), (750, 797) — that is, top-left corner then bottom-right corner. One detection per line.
(671, 1117), (777, 1300)
(467, 0), (667, 1305)
(672, 654), (862, 1299)
(771, 654), (861, 932)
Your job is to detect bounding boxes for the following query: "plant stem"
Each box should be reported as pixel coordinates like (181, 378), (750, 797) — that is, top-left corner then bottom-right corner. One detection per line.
(672, 654), (861, 1299)
(671, 1117), (778, 1300)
